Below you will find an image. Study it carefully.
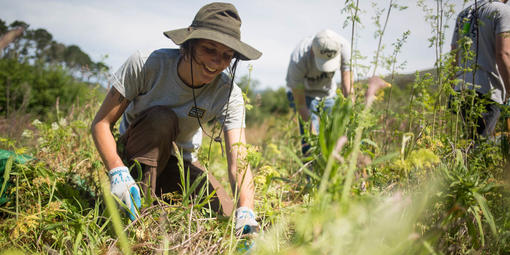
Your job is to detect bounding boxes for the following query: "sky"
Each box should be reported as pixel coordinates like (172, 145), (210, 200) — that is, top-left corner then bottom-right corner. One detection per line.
(0, 0), (470, 90)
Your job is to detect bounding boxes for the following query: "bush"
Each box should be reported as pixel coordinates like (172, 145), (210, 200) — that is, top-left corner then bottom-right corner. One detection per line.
(0, 58), (105, 119)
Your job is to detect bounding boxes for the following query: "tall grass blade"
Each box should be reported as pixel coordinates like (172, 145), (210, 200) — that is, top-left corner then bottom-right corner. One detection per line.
(99, 175), (132, 255)
(473, 191), (497, 236)
(73, 228), (83, 254)
(471, 206), (485, 247)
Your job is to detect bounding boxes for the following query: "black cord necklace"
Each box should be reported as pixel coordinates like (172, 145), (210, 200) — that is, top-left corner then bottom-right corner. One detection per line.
(189, 51), (239, 158)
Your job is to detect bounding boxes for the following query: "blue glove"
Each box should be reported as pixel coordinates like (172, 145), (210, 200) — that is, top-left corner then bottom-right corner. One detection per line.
(235, 206), (259, 236)
(108, 166), (141, 221)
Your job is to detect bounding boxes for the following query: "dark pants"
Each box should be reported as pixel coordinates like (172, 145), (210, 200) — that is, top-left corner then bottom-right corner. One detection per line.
(118, 105), (233, 216)
(449, 93), (501, 138)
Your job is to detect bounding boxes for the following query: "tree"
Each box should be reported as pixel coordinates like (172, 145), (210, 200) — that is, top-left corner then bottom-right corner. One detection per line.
(48, 41), (66, 63)
(0, 19), (7, 35)
(31, 28), (52, 58)
(0, 20), (109, 82)
(0, 19), (108, 118)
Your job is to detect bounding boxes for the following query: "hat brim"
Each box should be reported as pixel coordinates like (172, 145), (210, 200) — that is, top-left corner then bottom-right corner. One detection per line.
(314, 54), (340, 72)
(164, 28), (261, 61)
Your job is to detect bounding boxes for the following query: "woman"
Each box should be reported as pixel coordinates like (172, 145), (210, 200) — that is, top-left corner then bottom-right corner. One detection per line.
(91, 2), (261, 235)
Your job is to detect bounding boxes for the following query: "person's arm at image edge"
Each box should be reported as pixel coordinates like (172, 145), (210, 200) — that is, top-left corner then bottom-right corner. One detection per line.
(496, 31), (510, 102)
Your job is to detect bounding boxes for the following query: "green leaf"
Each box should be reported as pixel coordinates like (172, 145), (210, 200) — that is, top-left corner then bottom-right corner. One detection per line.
(0, 155), (14, 198)
(471, 206), (484, 247)
(473, 191), (497, 236)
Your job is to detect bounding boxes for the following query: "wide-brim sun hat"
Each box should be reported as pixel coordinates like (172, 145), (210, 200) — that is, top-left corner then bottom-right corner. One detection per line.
(163, 2), (262, 61)
(312, 29), (342, 72)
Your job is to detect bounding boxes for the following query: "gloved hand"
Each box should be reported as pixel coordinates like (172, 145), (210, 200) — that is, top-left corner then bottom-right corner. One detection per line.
(235, 206), (259, 236)
(108, 166), (141, 221)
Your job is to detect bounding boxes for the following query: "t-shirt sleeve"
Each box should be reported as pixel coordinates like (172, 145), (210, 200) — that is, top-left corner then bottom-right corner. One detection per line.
(218, 84), (246, 131)
(109, 50), (148, 100)
(286, 47), (306, 90)
(339, 37), (351, 72)
(496, 4), (510, 35)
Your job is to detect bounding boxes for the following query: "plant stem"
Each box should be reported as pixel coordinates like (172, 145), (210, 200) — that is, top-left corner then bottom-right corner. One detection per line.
(100, 174), (132, 255)
(407, 81), (417, 133)
(348, 0), (359, 96)
(372, 0), (394, 77)
(432, 0), (445, 141)
(342, 106), (370, 202)
(382, 70), (396, 154)
(317, 144), (339, 196)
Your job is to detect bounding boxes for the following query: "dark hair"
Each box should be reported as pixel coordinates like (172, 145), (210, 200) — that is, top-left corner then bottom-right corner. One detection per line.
(179, 39), (240, 66)
(179, 39), (196, 60)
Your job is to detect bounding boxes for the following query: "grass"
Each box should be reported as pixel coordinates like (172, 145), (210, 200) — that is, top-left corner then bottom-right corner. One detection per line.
(1, 76), (508, 254)
(0, 97), (305, 254)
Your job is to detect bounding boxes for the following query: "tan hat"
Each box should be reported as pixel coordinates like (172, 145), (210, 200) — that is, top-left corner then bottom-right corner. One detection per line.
(164, 2), (262, 60)
(312, 29), (342, 72)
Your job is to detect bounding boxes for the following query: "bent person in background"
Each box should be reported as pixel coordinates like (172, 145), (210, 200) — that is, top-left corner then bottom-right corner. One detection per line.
(286, 29), (352, 155)
(450, 0), (510, 139)
(90, 2), (261, 235)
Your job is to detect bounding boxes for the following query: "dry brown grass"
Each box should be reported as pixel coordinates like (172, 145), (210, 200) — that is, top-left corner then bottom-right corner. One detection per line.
(0, 113), (34, 143)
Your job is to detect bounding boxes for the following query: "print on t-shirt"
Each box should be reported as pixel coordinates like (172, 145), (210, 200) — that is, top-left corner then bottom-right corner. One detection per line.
(188, 106), (206, 118)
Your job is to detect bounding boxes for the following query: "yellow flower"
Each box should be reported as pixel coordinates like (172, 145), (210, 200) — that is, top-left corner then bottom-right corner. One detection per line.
(47, 201), (63, 212)
(33, 176), (51, 187)
(255, 165), (281, 187)
(14, 147), (28, 155)
(267, 143), (281, 157)
(10, 214), (39, 239)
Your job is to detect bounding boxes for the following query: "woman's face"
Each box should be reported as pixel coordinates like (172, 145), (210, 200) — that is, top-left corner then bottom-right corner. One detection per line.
(190, 39), (235, 85)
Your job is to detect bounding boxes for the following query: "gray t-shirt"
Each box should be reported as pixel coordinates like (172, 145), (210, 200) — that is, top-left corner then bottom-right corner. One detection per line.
(286, 36), (351, 98)
(451, 0), (510, 104)
(110, 49), (245, 161)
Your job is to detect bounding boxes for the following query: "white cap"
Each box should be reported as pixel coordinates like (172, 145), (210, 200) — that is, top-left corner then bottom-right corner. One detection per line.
(312, 29), (343, 72)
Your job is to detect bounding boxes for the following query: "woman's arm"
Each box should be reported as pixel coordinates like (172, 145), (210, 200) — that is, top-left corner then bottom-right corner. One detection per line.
(92, 87), (141, 221)
(224, 127), (255, 209)
(91, 87), (131, 170)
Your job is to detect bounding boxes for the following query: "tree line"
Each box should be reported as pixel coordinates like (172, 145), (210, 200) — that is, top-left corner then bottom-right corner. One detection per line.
(0, 19), (107, 119)
(0, 19), (109, 79)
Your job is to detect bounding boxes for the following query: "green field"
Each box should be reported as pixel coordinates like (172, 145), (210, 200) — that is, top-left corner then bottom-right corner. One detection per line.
(1, 1), (510, 254)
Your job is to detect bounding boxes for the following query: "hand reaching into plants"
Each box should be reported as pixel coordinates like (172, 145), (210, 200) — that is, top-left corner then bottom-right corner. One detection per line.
(108, 166), (141, 221)
(365, 76), (391, 107)
(235, 206), (259, 236)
